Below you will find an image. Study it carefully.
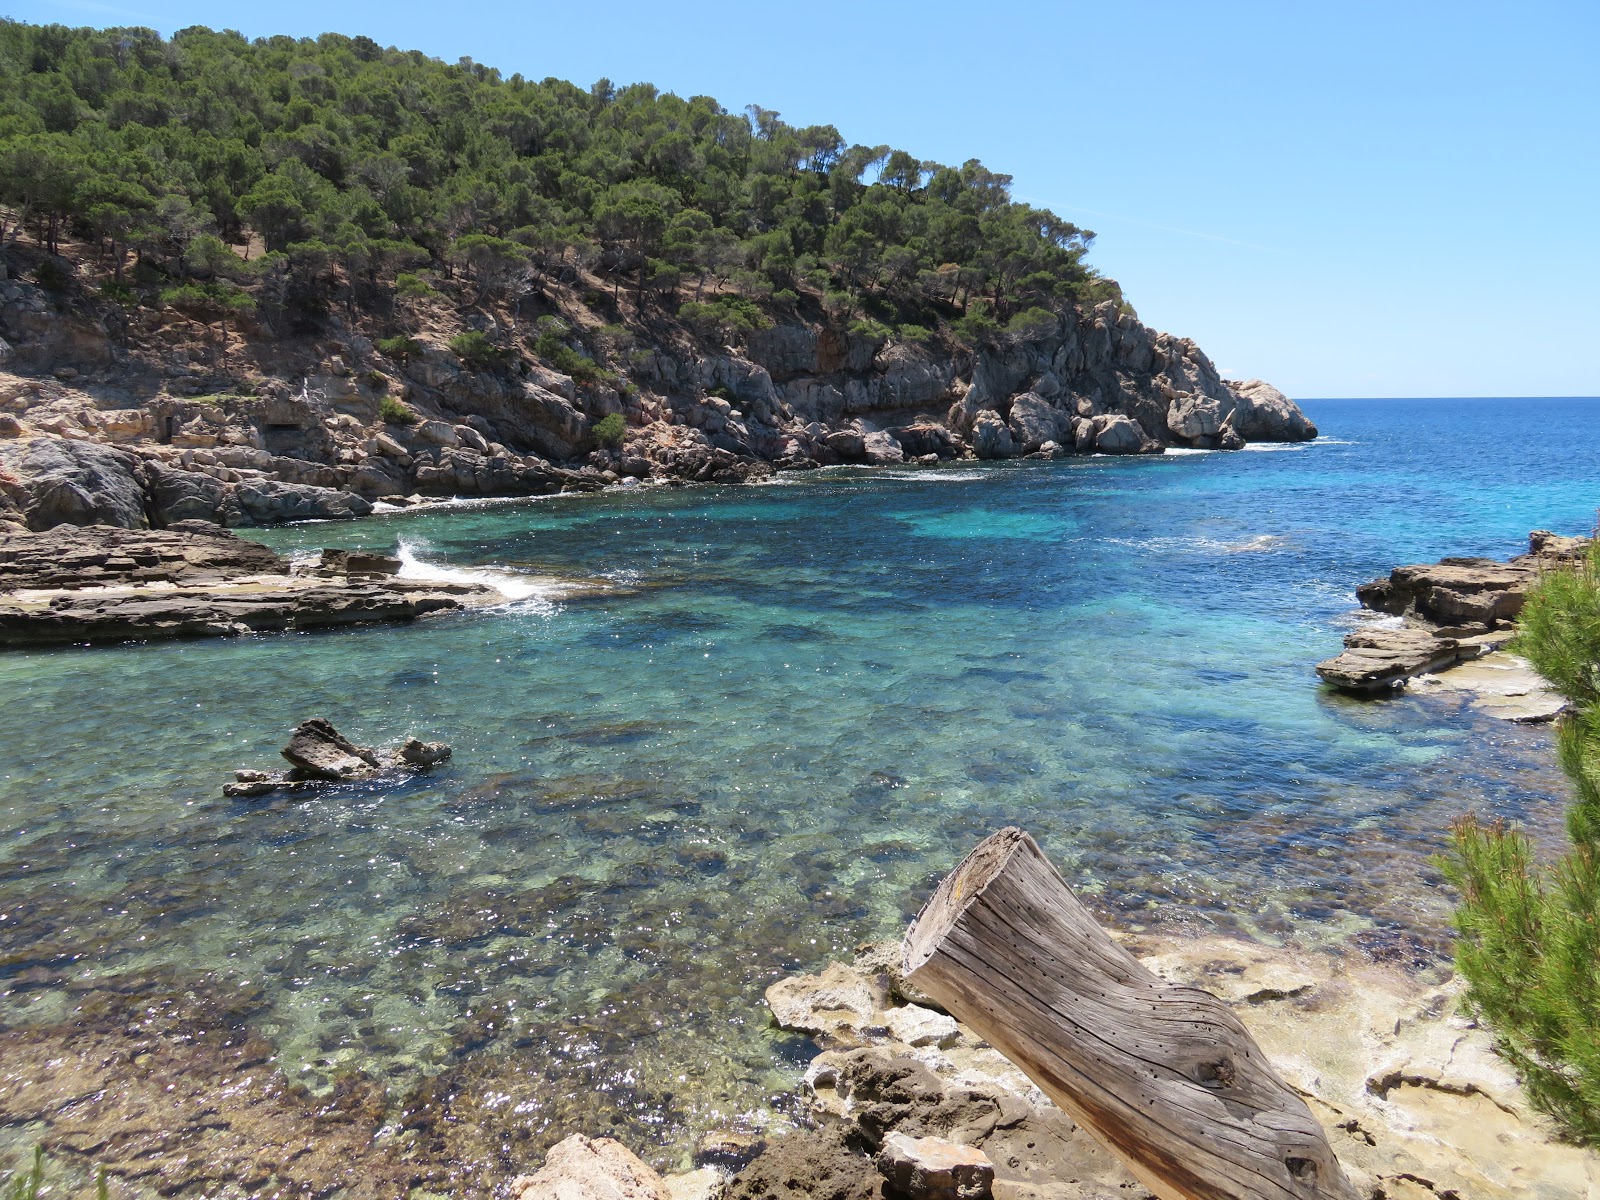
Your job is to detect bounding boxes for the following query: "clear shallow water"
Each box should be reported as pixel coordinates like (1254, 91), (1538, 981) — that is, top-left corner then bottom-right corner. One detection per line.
(1, 396), (1597, 1174)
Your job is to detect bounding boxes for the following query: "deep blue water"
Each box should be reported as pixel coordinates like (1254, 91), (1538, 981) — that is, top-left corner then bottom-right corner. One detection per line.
(1, 395), (1596, 1165)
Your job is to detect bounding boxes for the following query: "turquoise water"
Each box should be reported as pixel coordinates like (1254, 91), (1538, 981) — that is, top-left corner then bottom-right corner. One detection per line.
(2, 396), (1597, 1175)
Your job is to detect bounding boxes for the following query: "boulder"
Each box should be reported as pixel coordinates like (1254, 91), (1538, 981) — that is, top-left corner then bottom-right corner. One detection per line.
(883, 1005), (959, 1048)
(1091, 414), (1144, 454)
(511, 1135), (667, 1200)
(876, 1133), (993, 1200)
(1005, 393), (1063, 453)
(0, 436), (148, 529)
(1166, 392), (1224, 441)
(969, 410), (1015, 460)
(232, 479), (373, 525)
(766, 961), (889, 1041)
(399, 737), (452, 767)
(862, 430), (905, 465)
(824, 429), (866, 461)
(1227, 378), (1318, 441)
(281, 718), (382, 780)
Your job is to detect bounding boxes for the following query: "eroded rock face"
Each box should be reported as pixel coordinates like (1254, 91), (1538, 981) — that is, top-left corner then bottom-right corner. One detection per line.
(0, 436), (148, 529)
(0, 521), (501, 648)
(233, 478), (373, 524)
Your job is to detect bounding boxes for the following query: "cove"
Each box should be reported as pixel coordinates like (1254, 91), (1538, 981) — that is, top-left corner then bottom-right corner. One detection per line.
(1, 395), (1597, 1168)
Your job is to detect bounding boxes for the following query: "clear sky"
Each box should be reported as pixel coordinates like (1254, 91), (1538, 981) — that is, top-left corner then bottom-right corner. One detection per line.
(7, 0), (1597, 397)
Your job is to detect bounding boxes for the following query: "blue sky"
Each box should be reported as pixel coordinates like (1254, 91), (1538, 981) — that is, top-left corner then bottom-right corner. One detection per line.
(8, 0), (1597, 397)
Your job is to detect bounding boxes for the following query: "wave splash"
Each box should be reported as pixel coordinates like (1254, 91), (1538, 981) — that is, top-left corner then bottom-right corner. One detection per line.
(396, 541), (555, 604)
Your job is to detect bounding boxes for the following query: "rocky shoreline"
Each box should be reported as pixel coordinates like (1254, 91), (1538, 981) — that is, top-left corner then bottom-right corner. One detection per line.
(509, 932), (1595, 1200)
(0, 521), (585, 648)
(1316, 529), (1588, 721)
(1, 271), (1318, 536)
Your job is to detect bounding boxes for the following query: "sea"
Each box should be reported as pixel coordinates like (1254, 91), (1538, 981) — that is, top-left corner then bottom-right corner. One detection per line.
(2, 395), (1597, 1170)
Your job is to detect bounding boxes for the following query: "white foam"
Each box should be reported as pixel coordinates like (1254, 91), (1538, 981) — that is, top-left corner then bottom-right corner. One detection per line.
(876, 469), (990, 482)
(395, 541), (554, 603)
(1162, 447), (1216, 456)
(1240, 442), (1307, 452)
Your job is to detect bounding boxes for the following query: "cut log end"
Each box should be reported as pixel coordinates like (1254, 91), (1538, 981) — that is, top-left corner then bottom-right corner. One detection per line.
(901, 827), (1359, 1200)
(903, 825), (1029, 977)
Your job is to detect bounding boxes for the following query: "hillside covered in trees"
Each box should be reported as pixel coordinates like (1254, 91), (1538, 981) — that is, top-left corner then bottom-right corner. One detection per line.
(0, 19), (1314, 531)
(0, 20), (1113, 339)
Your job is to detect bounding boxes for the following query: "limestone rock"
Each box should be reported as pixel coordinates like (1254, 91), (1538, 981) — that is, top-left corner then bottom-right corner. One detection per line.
(970, 411), (1015, 460)
(146, 461), (232, 526)
(1090, 413), (1143, 454)
(765, 961), (889, 1041)
(1227, 378), (1318, 441)
(663, 1168), (725, 1200)
(399, 736), (452, 767)
(883, 1005), (959, 1048)
(512, 1134), (667, 1200)
(724, 1127), (878, 1200)
(877, 1133), (993, 1200)
(0, 521), (284, 590)
(1005, 393), (1063, 453)
(281, 717), (382, 780)
(1316, 625), (1465, 692)
(863, 430), (905, 465)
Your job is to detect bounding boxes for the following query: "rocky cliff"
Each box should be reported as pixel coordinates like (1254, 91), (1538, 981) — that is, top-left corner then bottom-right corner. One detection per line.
(0, 262), (1315, 532)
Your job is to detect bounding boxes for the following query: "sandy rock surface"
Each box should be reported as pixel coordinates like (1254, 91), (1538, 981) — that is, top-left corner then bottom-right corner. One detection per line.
(759, 936), (1599, 1200)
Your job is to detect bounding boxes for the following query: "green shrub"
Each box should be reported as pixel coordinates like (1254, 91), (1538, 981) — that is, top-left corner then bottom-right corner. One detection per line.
(378, 394), (417, 425)
(847, 317), (891, 342)
(1443, 535), (1600, 1142)
(395, 272), (436, 298)
(678, 295), (771, 340)
(951, 299), (1001, 345)
(448, 330), (508, 371)
(1006, 306), (1060, 342)
(591, 412), (626, 448)
(896, 323), (934, 343)
(375, 335), (422, 361)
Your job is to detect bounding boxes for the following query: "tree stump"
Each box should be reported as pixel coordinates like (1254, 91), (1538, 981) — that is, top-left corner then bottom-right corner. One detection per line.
(902, 827), (1358, 1200)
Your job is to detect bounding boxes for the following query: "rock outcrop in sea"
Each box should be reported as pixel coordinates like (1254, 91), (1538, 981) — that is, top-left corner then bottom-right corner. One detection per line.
(0, 269), (1317, 531)
(0, 521), (515, 647)
(1316, 529), (1586, 720)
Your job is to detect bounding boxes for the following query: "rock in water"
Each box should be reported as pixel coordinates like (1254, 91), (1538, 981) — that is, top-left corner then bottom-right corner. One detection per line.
(511, 1135), (667, 1200)
(877, 1133), (993, 1200)
(281, 718), (382, 780)
(223, 720), (453, 796)
(399, 736), (451, 767)
(1315, 626), (1466, 692)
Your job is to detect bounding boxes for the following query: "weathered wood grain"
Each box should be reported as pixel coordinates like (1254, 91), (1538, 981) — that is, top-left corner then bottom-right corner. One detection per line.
(903, 827), (1358, 1200)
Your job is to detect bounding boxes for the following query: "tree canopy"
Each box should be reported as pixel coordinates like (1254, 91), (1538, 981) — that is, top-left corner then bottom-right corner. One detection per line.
(0, 19), (1117, 338)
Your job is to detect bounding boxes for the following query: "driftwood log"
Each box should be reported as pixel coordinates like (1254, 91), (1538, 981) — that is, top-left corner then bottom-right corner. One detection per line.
(903, 828), (1357, 1200)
